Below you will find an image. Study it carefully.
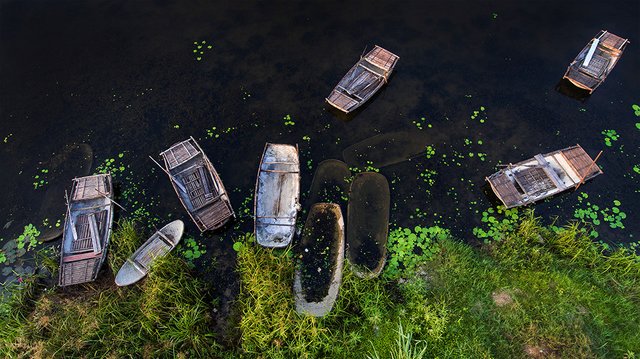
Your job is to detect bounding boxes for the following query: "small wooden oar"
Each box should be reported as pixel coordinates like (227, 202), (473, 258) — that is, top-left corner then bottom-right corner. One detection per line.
(575, 150), (603, 191)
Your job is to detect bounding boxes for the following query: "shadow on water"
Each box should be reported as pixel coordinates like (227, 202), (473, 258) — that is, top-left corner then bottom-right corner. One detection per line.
(555, 79), (592, 102)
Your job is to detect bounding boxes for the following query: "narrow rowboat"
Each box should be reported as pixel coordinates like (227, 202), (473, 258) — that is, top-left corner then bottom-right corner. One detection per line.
(326, 45), (399, 113)
(563, 30), (629, 94)
(254, 143), (301, 247)
(115, 220), (184, 286)
(59, 173), (114, 286)
(159, 137), (234, 232)
(346, 172), (390, 278)
(486, 145), (602, 208)
(294, 203), (345, 317)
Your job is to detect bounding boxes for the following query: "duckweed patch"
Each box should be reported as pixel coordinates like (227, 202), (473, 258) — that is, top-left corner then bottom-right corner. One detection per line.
(412, 116), (432, 130)
(179, 237), (206, 268)
(425, 145), (435, 159)
(95, 154), (127, 175)
(632, 104), (640, 117)
(573, 192), (627, 233)
(3, 133), (12, 143)
(470, 106), (487, 123)
(193, 40), (213, 61)
(205, 125), (236, 140)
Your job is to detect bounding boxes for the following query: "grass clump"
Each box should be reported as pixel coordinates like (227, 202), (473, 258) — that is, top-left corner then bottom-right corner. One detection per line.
(0, 219), (220, 358)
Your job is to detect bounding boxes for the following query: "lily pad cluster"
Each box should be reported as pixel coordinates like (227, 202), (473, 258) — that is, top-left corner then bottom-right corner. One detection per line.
(425, 145), (435, 159)
(193, 40), (213, 61)
(601, 129), (619, 147)
(32, 168), (49, 189)
(283, 114), (295, 126)
(470, 106), (487, 123)
(412, 116), (432, 130)
(473, 206), (520, 242)
(573, 193), (626, 233)
(179, 237), (206, 268)
(206, 126), (236, 140)
(384, 225), (447, 279)
(1, 224), (41, 269)
(95, 153), (127, 175)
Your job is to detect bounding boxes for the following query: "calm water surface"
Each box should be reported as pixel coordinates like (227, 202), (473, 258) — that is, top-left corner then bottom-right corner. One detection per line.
(1, 1), (639, 290)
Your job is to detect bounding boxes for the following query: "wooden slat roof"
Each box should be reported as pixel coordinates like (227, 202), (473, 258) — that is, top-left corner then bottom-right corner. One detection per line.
(364, 45), (399, 72)
(487, 172), (523, 208)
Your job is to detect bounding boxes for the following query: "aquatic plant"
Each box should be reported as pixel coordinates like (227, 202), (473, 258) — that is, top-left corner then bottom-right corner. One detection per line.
(283, 114), (295, 126)
(632, 104), (640, 117)
(178, 236), (206, 268)
(0, 250), (6, 264)
(3, 133), (12, 143)
(470, 106), (487, 123)
(193, 40), (213, 61)
(573, 192), (627, 234)
(384, 225), (446, 279)
(412, 116), (432, 130)
(95, 153), (127, 175)
(15, 224), (40, 252)
(601, 129), (619, 147)
(424, 145), (435, 159)
(32, 168), (49, 189)
(473, 206), (520, 242)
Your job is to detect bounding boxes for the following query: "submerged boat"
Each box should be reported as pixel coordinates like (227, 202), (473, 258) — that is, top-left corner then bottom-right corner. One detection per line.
(305, 159), (351, 215)
(294, 203), (345, 317)
(326, 45), (399, 113)
(115, 220), (184, 286)
(254, 143), (300, 247)
(563, 30), (629, 93)
(486, 145), (602, 208)
(59, 174), (114, 287)
(159, 137), (234, 232)
(346, 172), (390, 278)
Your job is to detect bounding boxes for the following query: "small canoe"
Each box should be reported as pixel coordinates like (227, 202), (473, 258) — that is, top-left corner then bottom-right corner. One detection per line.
(254, 143), (301, 247)
(347, 172), (390, 278)
(159, 137), (234, 232)
(294, 203), (344, 317)
(487, 145), (602, 208)
(326, 45), (399, 113)
(563, 30), (629, 94)
(115, 220), (184, 286)
(305, 159), (351, 215)
(59, 174), (114, 286)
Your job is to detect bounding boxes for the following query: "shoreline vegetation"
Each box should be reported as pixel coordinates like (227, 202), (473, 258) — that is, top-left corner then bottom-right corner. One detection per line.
(1, 212), (639, 358)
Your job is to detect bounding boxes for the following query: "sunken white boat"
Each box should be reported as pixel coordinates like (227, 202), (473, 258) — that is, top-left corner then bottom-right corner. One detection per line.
(326, 45), (399, 113)
(159, 137), (234, 232)
(254, 143), (301, 248)
(59, 174), (114, 287)
(486, 145), (602, 208)
(563, 30), (629, 93)
(115, 220), (184, 286)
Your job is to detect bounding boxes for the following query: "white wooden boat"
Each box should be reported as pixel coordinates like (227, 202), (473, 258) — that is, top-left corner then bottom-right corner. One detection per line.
(115, 220), (184, 286)
(254, 143), (301, 247)
(59, 174), (114, 286)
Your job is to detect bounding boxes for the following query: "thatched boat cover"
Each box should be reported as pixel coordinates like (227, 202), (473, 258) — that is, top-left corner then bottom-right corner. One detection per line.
(347, 172), (390, 278)
(59, 173), (114, 287)
(294, 203), (344, 317)
(254, 143), (300, 247)
(115, 220), (184, 286)
(160, 137), (234, 232)
(563, 30), (629, 93)
(487, 145), (602, 208)
(326, 45), (399, 113)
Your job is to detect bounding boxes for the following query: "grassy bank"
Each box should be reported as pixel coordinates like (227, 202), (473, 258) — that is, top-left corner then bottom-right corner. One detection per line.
(1, 213), (639, 358)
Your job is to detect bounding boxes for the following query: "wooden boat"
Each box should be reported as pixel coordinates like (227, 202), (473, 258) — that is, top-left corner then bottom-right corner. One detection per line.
(326, 45), (399, 113)
(294, 203), (344, 317)
(254, 143), (300, 247)
(563, 30), (629, 93)
(486, 145), (602, 208)
(115, 220), (184, 286)
(347, 172), (390, 278)
(159, 137), (234, 232)
(59, 174), (114, 286)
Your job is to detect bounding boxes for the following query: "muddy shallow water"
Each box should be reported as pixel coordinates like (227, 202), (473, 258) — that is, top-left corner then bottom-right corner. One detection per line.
(1, 1), (639, 292)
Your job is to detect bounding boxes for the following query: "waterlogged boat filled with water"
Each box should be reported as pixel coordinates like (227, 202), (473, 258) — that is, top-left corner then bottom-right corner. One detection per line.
(486, 145), (602, 208)
(563, 30), (629, 94)
(254, 143), (301, 247)
(115, 220), (184, 286)
(294, 203), (345, 317)
(59, 174), (114, 286)
(158, 137), (234, 232)
(326, 45), (399, 113)
(346, 172), (390, 278)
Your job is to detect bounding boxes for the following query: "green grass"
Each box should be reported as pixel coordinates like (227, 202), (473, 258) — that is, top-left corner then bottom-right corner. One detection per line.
(2, 215), (639, 358)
